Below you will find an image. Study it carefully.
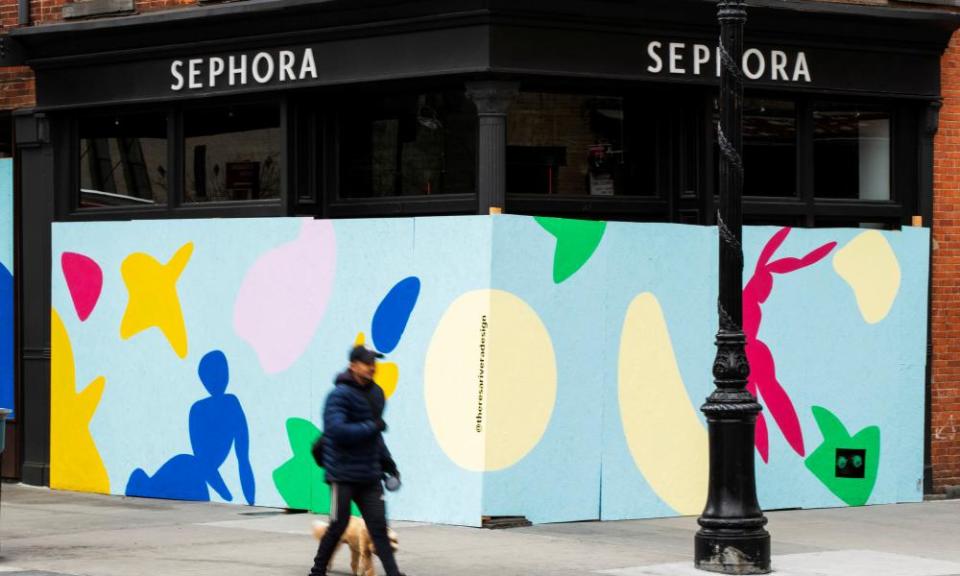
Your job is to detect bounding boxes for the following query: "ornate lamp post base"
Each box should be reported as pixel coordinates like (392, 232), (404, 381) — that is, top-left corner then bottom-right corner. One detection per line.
(695, 523), (771, 574)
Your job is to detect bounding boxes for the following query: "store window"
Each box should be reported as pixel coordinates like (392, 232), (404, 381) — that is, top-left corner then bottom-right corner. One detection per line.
(714, 97), (796, 197)
(744, 99), (796, 197)
(79, 111), (168, 208)
(813, 106), (891, 200)
(338, 91), (477, 198)
(507, 93), (651, 196)
(184, 102), (281, 203)
(0, 113), (12, 158)
(709, 94), (909, 229)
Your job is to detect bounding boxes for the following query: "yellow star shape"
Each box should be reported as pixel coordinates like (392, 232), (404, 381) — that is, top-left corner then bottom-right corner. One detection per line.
(120, 242), (193, 358)
(51, 308), (110, 494)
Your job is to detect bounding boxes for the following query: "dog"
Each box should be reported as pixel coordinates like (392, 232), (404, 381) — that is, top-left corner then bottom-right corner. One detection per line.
(311, 516), (399, 576)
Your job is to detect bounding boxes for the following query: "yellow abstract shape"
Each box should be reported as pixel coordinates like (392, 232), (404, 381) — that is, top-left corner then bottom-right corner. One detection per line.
(50, 308), (110, 494)
(425, 290), (556, 472)
(833, 230), (901, 324)
(120, 242), (193, 358)
(353, 332), (398, 398)
(619, 293), (707, 515)
(375, 362), (399, 399)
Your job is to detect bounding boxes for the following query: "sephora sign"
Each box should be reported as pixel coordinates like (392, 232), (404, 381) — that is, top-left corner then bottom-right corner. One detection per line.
(167, 41), (814, 92)
(170, 49), (320, 91)
(645, 41), (812, 83)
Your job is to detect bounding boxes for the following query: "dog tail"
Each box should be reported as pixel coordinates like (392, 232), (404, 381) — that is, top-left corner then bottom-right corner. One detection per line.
(311, 520), (329, 541)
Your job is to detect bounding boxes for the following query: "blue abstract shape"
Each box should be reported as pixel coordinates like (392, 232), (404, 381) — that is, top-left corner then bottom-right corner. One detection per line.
(0, 263), (13, 418)
(125, 350), (255, 504)
(199, 350), (229, 396)
(371, 277), (421, 354)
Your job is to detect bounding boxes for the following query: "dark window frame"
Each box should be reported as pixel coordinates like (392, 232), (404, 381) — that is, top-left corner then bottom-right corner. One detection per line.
(60, 95), (288, 222)
(77, 106), (173, 212)
(504, 82), (696, 223)
(729, 92), (915, 230)
(315, 83), (480, 220)
(54, 81), (927, 229)
(181, 99), (284, 206)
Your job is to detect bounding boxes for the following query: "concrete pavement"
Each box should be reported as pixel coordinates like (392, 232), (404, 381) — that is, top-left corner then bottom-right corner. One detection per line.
(1, 483), (959, 575)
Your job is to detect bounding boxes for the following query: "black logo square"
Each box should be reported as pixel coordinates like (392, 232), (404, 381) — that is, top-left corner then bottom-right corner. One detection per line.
(835, 448), (866, 479)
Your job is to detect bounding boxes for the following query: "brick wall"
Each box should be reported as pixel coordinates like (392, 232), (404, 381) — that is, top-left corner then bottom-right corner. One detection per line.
(932, 29), (960, 494)
(22, 0), (195, 25)
(136, 0), (194, 13)
(0, 66), (34, 110)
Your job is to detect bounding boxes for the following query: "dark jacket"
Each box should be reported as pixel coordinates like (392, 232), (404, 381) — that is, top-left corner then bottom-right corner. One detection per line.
(321, 371), (397, 484)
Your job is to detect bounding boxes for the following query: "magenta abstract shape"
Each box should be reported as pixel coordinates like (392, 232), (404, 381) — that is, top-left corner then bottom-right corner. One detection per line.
(62, 252), (103, 322)
(743, 227), (836, 462)
(234, 220), (336, 374)
(747, 379), (770, 462)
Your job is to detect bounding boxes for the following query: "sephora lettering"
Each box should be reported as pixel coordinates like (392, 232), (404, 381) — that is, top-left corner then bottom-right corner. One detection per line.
(646, 42), (812, 83)
(170, 49), (319, 91)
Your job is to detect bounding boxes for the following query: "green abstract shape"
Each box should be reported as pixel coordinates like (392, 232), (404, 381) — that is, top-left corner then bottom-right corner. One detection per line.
(272, 418), (358, 516)
(804, 406), (880, 506)
(535, 217), (607, 284)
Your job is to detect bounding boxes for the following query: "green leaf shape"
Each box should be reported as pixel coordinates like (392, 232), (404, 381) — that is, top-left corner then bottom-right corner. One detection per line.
(535, 217), (607, 284)
(804, 406), (880, 507)
(272, 418), (358, 516)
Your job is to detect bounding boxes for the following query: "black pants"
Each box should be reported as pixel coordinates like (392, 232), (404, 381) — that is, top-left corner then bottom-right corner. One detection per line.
(309, 481), (401, 576)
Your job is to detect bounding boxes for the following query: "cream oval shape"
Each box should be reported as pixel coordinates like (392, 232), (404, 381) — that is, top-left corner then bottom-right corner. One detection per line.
(424, 289), (556, 472)
(619, 293), (707, 515)
(833, 230), (901, 324)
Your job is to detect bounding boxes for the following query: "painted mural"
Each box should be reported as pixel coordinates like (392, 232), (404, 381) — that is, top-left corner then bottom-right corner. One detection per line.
(1, 158), (13, 418)
(50, 215), (929, 526)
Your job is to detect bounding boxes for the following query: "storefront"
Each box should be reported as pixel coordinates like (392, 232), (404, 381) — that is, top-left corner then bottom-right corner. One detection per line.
(5, 0), (957, 489)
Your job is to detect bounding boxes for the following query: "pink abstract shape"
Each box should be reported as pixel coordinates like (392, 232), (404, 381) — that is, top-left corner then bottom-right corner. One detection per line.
(743, 228), (837, 462)
(62, 252), (103, 322)
(754, 405), (770, 463)
(234, 220), (336, 374)
(746, 378), (769, 462)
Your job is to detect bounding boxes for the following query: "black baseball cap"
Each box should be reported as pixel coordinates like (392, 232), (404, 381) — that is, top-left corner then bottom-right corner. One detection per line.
(349, 345), (384, 365)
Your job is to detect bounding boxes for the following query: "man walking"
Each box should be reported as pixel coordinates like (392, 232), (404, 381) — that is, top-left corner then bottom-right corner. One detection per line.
(309, 345), (405, 576)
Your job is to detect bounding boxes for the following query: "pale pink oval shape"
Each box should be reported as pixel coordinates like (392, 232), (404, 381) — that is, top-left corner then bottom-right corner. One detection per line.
(62, 252), (103, 322)
(233, 220), (336, 374)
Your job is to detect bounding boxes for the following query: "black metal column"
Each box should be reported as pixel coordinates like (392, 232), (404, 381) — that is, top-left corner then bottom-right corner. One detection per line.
(14, 111), (53, 487)
(695, 2), (770, 573)
(466, 81), (518, 215)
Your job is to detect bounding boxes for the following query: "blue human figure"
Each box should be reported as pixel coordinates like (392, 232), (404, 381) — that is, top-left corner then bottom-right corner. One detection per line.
(125, 350), (255, 505)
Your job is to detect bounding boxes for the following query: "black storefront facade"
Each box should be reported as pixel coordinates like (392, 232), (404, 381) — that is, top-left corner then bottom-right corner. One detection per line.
(4, 0), (957, 485)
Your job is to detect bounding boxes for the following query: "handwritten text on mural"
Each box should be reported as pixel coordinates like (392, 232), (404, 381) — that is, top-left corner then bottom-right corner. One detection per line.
(476, 315), (487, 433)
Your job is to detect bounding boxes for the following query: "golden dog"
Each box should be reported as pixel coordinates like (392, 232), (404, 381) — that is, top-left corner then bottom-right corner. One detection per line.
(312, 517), (399, 576)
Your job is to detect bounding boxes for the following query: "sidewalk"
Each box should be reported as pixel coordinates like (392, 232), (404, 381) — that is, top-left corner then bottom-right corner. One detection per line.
(1, 483), (959, 576)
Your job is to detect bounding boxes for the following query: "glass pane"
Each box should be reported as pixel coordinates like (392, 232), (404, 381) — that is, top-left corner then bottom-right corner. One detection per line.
(0, 113), (13, 158)
(813, 217), (896, 230)
(79, 112), (168, 208)
(814, 107), (890, 200)
(184, 103), (281, 203)
(507, 93), (649, 196)
(713, 97), (796, 197)
(339, 91), (477, 198)
(745, 99), (796, 197)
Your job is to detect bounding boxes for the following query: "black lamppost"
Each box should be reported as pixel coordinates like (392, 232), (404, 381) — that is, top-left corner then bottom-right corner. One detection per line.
(694, 1), (771, 574)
